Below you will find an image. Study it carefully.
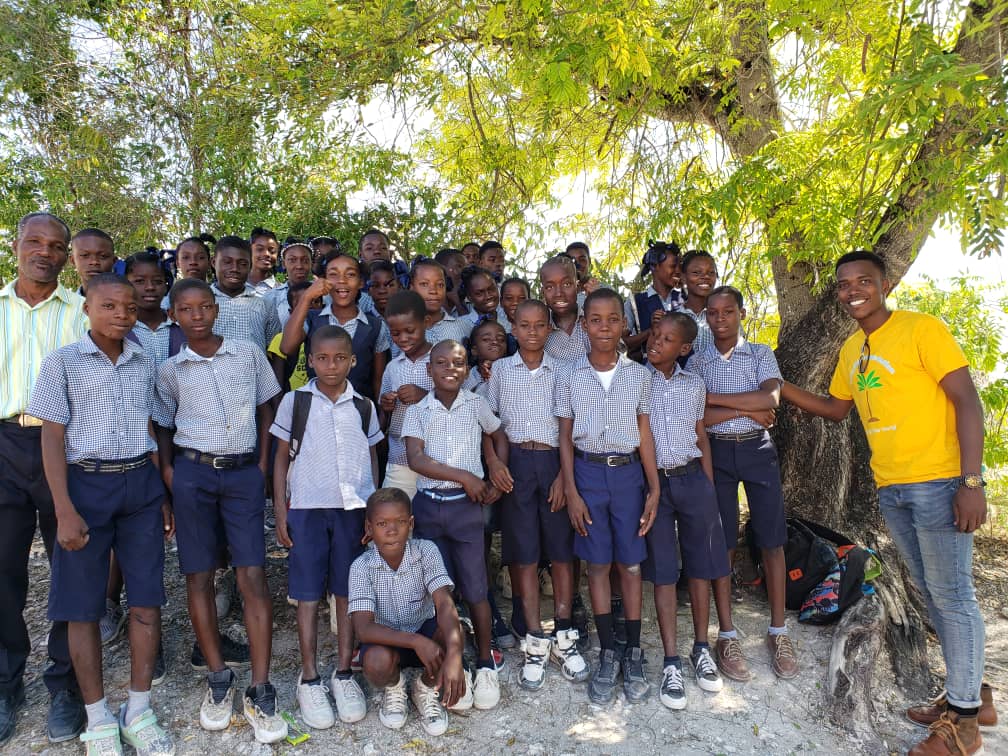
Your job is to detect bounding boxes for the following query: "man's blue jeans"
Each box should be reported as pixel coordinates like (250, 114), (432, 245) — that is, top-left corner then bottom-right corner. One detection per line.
(878, 477), (984, 708)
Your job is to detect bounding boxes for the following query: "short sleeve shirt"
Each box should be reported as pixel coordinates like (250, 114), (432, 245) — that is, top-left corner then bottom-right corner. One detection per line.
(211, 284), (282, 351)
(647, 363), (706, 467)
(130, 317), (173, 366)
(313, 304), (392, 355)
(426, 310), (473, 345)
(380, 350), (434, 466)
(485, 352), (560, 447)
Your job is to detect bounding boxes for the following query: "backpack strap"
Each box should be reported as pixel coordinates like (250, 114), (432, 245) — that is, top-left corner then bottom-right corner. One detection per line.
(352, 394), (372, 435)
(168, 322), (187, 357)
(288, 391), (313, 463)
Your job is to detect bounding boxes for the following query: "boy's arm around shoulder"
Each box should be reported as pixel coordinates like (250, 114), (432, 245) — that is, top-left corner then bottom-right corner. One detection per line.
(779, 381), (853, 422)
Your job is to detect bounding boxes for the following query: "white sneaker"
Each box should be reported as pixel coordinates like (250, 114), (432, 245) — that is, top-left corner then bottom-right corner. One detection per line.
(99, 599), (126, 646)
(551, 629), (590, 682)
(690, 646), (724, 693)
(296, 675), (334, 730)
(473, 666), (500, 710)
(379, 673), (409, 730)
(520, 634), (551, 691)
(242, 683), (288, 744)
(659, 663), (687, 710)
(79, 722), (123, 756)
(199, 673), (235, 731)
(118, 705), (175, 756)
(445, 666), (473, 712)
(411, 676), (448, 737)
(330, 672), (367, 723)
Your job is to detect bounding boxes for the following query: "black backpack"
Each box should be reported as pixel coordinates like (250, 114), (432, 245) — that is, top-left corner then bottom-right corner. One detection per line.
(288, 390), (372, 463)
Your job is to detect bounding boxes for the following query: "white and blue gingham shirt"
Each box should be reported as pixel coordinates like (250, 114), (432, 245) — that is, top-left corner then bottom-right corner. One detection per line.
(461, 365), (491, 396)
(686, 335), (782, 434)
(263, 284), (291, 328)
(426, 310), (473, 346)
(155, 338), (281, 455)
(251, 276), (279, 295)
(28, 333), (157, 462)
(681, 306), (713, 355)
(464, 305), (512, 334)
(624, 286), (686, 335)
(131, 317), (173, 366)
(348, 538), (454, 633)
(402, 389), (501, 490)
(210, 283), (282, 352)
(380, 350), (434, 466)
(554, 354), (651, 455)
(647, 363), (706, 468)
(486, 352), (560, 447)
(270, 380), (382, 510)
(545, 317), (590, 363)
(311, 304), (392, 354)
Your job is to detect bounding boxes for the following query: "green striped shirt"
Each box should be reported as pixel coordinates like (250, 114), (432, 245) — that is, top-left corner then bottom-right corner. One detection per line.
(0, 280), (88, 419)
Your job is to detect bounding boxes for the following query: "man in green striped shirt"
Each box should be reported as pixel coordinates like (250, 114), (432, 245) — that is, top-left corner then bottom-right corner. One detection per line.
(0, 212), (88, 745)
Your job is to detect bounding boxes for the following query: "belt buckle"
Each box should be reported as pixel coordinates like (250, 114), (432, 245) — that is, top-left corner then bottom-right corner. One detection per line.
(211, 456), (231, 470)
(606, 455), (620, 467)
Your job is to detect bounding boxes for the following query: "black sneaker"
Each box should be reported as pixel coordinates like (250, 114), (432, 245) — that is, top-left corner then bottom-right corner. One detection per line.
(152, 642), (167, 686)
(613, 618), (627, 657)
(0, 685), (25, 745)
(492, 614), (517, 650)
(46, 689), (85, 743)
(191, 635), (252, 671)
(659, 660), (687, 710)
(510, 602), (528, 639)
(588, 649), (620, 705)
(571, 594), (591, 653)
(622, 647), (650, 703)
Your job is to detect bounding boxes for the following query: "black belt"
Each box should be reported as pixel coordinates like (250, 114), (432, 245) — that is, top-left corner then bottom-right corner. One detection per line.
(513, 441), (555, 451)
(74, 454), (150, 473)
(1, 413), (42, 428)
(574, 448), (640, 467)
(709, 429), (765, 442)
(417, 488), (468, 502)
(658, 459), (701, 477)
(177, 447), (256, 470)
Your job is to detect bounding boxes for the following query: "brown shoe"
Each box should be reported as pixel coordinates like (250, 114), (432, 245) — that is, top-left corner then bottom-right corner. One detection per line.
(908, 684), (997, 729)
(715, 637), (751, 681)
(765, 633), (799, 679)
(908, 712), (982, 755)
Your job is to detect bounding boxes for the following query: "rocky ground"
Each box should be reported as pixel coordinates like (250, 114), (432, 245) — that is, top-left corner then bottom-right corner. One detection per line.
(7, 531), (1007, 755)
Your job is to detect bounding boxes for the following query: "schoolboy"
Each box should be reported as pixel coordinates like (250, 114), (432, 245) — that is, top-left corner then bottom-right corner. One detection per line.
(379, 291), (434, 500)
(410, 258), (473, 344)
(685, 285), (797, 679)
(29, 274), (173, 755)
(477, 241), (506, 281)
(349, 488), (471, 737)
(209, 236), (282, 352)
(153, 278), (287, 744)
(248, 228), (280, 293)
(125, 251), (173, 367)
(264, 240), (313, 328)
(485, 299), (589, 691)
(780, 251), (991, 755)
(565, 241), (601, 307)
(555, 288), (660, 705)
(271, 325), (383, 729)
(464, 318), (508, 395)
(366, 260), (401, 318)
(643, 313), (750, 711)
(70, 229), (117, 295)
(433, 248), (469, 317)
(540, 255), (591, 363)
(403, 339), (510, 710)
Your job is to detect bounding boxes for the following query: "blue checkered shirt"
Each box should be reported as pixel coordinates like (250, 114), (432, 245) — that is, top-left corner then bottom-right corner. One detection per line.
(131, 317), (173, 366)
(647, 363), (706, 468)
(545, 317), (590, 363)
(464, 305), (512, 333)
(486, 352), (560, 447)
(155, 338), (281, 454)
(426, 309), (473, 346)
(402, 389), (501, 490)
(28, 333), (157, 462)
(461, 365), (491, 396)
(380, 350), (434, 466)
(210, 283), (282, 352)
(680, 306), (713, 355)
(311, 304), (392, 354)
(270, 380), (383, 510)
(348, 538), (454, 633)
(686, 336), (782, 434)
(554, 354), (651, 454)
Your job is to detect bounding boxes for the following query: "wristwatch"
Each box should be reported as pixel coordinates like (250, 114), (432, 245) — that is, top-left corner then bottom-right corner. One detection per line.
(961, 474), (987, 490)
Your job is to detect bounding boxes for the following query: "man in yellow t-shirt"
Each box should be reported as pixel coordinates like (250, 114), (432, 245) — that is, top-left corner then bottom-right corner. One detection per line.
(781, 251), (989, 756)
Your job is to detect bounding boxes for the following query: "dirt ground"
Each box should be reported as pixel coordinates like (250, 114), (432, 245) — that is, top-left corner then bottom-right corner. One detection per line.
(6, 531), (1007, 756)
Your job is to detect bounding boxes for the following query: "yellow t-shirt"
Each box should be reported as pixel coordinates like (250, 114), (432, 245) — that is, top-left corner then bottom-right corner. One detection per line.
(828, 310), (968, 488)
(268, 333), (309, 390)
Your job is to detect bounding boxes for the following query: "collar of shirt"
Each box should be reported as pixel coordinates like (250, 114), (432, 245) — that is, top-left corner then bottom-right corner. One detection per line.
(570, 352), (635, 375)
(419, 387), (479, 414)
(372, 539), (424, 572)
(178, 338), (237, 363)
(134, 314), (172, 332)
(696, 334), (752, 363)
(646, 361), (690, 380)
(0, 280), (80, 308)
(211, 282), (258, 300)
(436, 308), (460, 323)
(79, 330), (146, 366)
(303, 377), (357, 406)
(503, 351), (556, 374)
(318, 302), (366, 326)
(252, 276), (278, 292)
(549, 309), (582, 331)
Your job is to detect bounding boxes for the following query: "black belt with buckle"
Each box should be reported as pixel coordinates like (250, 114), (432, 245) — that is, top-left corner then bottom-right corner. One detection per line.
(177, 447), (255, 470)
(709, 429), (765, 443)
(418, 488), (469, 502)
(514, 441), (555, 451)
(74, 454), (150, 473)
(659, 459), (701, 477)
(574, 448), (641, 467)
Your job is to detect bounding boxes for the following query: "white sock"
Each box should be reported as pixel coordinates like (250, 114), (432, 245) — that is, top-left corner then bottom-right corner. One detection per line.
(124, 688), (151, 726)
(768, 624), (788, 636)
(718, 629), (738, 640)
(84, 698), (115, 729)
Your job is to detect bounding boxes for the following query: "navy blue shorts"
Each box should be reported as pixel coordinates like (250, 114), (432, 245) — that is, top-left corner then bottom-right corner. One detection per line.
(643, 463), (731, 585)
(49, 461), (166, 622)
(572, 456), (647, 566)
(172, 456), (266, 575)
(411, 489), (487, 604)
(287, 507), (366, 600)
(501, 446), (573, 565)
(360, 616), (438, 669)
(710, 432), (787, 550)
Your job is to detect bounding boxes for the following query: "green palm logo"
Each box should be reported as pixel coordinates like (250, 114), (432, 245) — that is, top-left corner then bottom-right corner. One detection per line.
(856, 370), (883, 391)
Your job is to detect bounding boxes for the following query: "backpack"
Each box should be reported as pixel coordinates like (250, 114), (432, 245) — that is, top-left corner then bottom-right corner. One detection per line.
(287, 390), (372, 463)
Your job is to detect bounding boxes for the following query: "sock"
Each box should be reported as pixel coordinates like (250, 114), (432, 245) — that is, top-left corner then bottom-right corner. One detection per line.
(768, 624), (788, 636)
(692, 641), (710, 654)
(611, 597), (624, 618)
(301, 675), (322, 685)
(333, 669), (352, 680)
(663, 655), (681, 668)
(948, 704), (980, 717)
(511, 596), (522, 617)
(594, 613), (614, 650)
(555, 617), (572, 632)
(476, 658), (494, 670)
(718, 629), (738, 640)
(85, 698), (115, 729)
(124, 689), (151, 727)
(625, 619), (642, 649)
